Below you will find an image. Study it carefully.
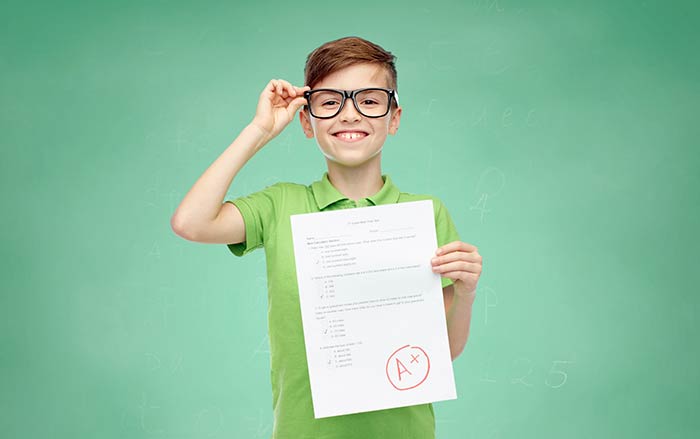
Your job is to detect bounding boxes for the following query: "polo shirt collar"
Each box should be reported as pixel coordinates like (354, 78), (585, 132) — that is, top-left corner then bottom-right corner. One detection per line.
(311, 172), (401, 210)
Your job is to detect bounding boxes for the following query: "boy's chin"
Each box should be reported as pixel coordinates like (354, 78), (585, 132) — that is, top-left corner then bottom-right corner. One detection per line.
(319, 147), (383, 169)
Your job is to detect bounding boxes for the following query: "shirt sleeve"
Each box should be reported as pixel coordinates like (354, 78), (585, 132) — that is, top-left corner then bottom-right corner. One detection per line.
(433, 197), (461, 288)
(224, 183), (283, 257)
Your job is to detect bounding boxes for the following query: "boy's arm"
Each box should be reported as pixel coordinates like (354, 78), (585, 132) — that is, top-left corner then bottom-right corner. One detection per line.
(170, 79), (309, 243)
(443, 283), (476, 361)
(433, 241), (482, 361)
(171, 123), (264, 243)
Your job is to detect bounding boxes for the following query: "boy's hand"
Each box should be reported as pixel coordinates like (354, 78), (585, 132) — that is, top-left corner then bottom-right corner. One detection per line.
(251, 79), (310, 144)
(431, 241), (482, 301)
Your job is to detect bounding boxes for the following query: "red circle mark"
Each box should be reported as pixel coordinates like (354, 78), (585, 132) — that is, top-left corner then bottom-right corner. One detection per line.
(385, 344), (431, 391)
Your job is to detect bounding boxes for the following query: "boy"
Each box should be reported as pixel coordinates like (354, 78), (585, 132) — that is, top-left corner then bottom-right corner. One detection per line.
(171, 36), (482, 439)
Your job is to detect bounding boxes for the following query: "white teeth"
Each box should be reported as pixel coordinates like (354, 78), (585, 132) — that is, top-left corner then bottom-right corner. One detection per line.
(336, 132), (365, 140)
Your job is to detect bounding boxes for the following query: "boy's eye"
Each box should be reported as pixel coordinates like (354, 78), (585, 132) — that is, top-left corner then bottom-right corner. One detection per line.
(356, 90), (388, 107)
(321, 100), (340, 107)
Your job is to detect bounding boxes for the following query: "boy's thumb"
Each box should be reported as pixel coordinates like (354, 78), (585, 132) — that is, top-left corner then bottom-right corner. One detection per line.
(291, 96), (307, 111)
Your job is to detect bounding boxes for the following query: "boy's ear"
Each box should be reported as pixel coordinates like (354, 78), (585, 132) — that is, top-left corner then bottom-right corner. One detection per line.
(299, 109), (315, 138)
(388, 106), (402, 135)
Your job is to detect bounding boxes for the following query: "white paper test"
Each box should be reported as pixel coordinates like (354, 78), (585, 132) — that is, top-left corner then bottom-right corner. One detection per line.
(290, 199), (457, 418)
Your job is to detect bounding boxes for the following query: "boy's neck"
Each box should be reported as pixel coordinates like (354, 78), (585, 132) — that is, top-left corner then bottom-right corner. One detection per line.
(326, 159), (385, 201)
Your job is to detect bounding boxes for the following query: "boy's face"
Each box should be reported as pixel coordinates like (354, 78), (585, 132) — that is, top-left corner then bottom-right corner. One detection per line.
(299, 63), (402, 169)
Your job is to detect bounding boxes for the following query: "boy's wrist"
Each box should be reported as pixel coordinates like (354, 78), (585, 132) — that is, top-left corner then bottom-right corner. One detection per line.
(243, 122), (272, 151)
(453, 284), (477, 305)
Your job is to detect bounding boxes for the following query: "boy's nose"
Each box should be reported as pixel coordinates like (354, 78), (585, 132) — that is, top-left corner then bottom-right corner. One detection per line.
(338, 100), (361, 122)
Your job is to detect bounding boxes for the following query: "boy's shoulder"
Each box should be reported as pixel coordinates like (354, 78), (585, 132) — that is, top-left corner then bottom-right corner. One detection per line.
(397, 190), (450, 215)
(397, 190), (442, 202)
(266, 181), (308, 191)
(246, 180), (309, 195)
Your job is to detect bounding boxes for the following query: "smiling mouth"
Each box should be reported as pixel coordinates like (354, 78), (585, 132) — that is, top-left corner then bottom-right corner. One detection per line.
(333, 132), (368, 141)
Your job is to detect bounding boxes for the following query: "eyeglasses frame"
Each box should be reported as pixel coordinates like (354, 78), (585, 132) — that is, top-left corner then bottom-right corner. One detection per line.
(303, 87), (400, 119)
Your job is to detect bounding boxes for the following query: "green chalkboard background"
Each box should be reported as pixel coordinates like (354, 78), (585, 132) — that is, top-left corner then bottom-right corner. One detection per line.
(2, 0), (698, 438)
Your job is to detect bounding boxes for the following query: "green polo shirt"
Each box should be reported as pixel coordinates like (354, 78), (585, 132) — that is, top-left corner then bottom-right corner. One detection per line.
(225, 172), (460, 439)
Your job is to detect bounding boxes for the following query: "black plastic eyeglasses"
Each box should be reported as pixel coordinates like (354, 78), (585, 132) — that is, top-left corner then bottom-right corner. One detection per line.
(303, 88), (400, 119)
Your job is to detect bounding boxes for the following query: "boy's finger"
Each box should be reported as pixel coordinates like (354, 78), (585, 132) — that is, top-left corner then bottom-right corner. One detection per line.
(436, 241), (478, 255)
(282, 80), (296, 97)
(275, 80), (283, 96)
(277, 79), (295, 96)
(262, 79), (278, 97)
(284, 94), (305, 105)
(291, 96), (308, 110)
(285, 96), (308, 115)
(431, 251), (478, 265)
(432, 260), (479, 274)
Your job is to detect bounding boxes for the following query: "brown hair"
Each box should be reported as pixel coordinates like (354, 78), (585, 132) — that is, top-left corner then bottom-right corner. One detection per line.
(304, 36), (398, 91)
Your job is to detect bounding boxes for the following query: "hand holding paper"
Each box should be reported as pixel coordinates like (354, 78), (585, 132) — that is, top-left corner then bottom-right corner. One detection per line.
(432, 241), (482, 300)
